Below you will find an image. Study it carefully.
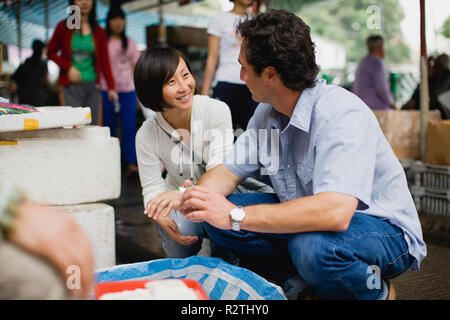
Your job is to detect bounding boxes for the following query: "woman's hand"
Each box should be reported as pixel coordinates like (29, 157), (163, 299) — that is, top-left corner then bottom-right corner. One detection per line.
(108, 90), (119, 103)
(154, 214), (198, 246)
(145, 190), (181, 221)
(68, 66), (82, 83)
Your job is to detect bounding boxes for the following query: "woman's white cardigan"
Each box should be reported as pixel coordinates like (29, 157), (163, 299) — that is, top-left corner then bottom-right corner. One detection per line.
(136, 95), (234, 207)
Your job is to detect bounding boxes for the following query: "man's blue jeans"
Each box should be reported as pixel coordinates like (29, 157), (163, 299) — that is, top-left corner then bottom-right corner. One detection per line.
(203, 193), (413, 299)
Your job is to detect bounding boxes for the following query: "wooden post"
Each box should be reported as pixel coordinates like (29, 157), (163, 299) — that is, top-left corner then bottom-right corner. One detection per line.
(45, 0), (49, 42)
(16, 0), (22, 62)
(0, 44), (3, 76)
(419, 0), (430, 161)
(157, 0), (167, 46)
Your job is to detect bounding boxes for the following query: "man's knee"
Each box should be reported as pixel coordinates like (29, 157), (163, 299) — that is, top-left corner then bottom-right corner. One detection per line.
(201, 222), (223, 241)
(288, 232), (341, 283)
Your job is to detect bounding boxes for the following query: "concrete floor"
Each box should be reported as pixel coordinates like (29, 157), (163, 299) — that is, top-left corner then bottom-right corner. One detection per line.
(392, 213), (450, 300)
(108, 168), (450, 300)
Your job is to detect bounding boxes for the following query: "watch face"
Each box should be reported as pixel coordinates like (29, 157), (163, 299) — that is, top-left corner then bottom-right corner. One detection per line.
(231, 207), (245, 222)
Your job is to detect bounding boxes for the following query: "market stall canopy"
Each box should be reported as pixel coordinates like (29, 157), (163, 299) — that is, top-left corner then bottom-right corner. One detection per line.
(0, 0), (209, 49)
(0, 0), (331, 50)
(267, 0), (330, 12)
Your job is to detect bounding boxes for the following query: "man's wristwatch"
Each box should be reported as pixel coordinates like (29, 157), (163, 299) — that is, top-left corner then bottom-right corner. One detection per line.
(229, 206), (246, 232)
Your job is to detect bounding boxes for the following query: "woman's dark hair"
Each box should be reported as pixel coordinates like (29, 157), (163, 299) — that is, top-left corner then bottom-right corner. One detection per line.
(106, 7), (128, 51)
(68, 0), (98, 34)
(134, 47), (194, 112)
(236, 9), (320, 91)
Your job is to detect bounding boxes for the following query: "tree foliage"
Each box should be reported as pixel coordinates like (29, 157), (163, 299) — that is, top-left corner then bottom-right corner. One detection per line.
(299, 0), (411, 65)
(441, 16), (450, 38)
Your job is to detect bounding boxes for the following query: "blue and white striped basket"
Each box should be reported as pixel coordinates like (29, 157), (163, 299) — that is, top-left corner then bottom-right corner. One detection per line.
(95, 256), (286, 300)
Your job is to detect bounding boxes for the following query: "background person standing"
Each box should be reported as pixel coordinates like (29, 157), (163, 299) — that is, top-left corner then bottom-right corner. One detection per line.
(11, 39), (51, 107)
(201, 0), (258, 130)
(403, 54), (450, 119)
(101, 7), (141, 175)
(351, 35), (395, 110)
(47, 0), (118, 125)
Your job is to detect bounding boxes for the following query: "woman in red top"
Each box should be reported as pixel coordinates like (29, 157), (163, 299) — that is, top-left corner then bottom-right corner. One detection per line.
(47, 0), (118, 125)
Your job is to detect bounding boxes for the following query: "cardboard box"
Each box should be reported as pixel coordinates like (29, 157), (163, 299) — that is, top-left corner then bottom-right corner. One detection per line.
(426, 120), (450, 166)
(373, 110), (441, 159)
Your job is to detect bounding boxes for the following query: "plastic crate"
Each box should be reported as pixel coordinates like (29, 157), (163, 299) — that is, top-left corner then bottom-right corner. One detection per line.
(399, 158), (416, 187)
(410, 186), (450, 216)
(410, 161), (450, 193)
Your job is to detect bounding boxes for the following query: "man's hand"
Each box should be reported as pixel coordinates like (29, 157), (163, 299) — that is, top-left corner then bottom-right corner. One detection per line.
(180, 185), (236, 230)
(7, 202), (94, 299)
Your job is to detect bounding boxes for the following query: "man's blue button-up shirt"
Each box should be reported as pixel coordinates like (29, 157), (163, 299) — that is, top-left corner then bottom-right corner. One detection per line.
(224, 79), (426, 270)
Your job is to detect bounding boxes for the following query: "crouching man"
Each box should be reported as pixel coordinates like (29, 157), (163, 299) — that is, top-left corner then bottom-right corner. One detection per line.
(179, 10), (426, 300)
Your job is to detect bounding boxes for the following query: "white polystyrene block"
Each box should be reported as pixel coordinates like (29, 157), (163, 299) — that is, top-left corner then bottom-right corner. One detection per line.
(0, 124), (111, 140)
(0, 126), (121, 205)
(0, 106), (92, 133)
(61, 203), (116, 269)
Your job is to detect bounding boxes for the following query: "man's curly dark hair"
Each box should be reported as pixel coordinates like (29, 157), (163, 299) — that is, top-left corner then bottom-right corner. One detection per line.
(236, 10), (320, 91)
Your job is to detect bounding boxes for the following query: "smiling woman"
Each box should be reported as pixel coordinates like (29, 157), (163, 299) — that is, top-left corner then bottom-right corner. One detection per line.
(133, 47), (234, 259)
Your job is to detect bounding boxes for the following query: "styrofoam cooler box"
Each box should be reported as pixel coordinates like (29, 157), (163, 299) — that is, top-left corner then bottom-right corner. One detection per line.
(0, 106), (92, 133)
(60, 203), (116, 268)
(0, 126), (121, 205)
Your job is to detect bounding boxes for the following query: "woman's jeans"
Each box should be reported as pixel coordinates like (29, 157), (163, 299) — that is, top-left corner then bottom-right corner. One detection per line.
(203, 193), (413, 299)
(101, 90), (138, 165)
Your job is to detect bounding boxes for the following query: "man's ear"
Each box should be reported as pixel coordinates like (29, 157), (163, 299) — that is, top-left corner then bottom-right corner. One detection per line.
(262, 66), (278, 82)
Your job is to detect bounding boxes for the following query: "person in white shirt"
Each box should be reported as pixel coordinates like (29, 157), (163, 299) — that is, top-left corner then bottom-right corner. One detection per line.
(134, 47), (234, 257)
(201, 0), (259, 130)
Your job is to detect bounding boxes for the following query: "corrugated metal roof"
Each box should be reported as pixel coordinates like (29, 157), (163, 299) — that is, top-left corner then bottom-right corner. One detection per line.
(0, 0), (210, 49)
